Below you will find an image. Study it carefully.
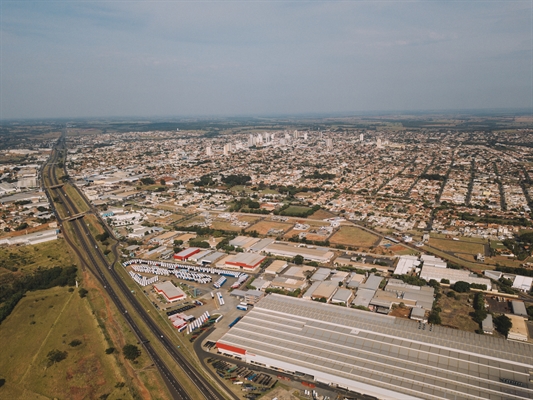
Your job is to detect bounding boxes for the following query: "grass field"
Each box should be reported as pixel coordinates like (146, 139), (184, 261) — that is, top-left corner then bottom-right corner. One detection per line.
(281, 205), (312, 216)
(429, 238), (485, 255)
(64, 184), (90, 214)
(0, 240), (75, 276)
(246, 220), (293, 235)
(211, 220), (246, 232)
(329, 226), (379, 248)
(437, 291), (479, 333)
(0, 286), (135, 400)
(309, 209), (337, 220)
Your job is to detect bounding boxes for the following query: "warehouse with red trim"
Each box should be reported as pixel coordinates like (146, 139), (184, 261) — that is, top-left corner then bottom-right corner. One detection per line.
(174, 247), (201, 261)
(224, 253), (265, 271)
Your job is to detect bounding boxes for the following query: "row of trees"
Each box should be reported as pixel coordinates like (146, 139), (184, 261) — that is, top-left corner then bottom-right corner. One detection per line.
(0, 266), (78, 324)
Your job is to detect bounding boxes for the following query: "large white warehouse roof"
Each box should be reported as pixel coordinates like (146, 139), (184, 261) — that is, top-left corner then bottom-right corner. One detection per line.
(217, 294), (533, 400)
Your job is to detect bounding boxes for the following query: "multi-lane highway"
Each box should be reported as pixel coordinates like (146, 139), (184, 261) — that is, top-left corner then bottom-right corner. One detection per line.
(43, 131), (226, 400)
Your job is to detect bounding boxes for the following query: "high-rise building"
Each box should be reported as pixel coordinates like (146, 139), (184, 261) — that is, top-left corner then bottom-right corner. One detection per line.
(326, 138), (333, 150)
(293, 130), (299, 139)
(248, 134), (255, 147)
(303, 132), (308, 140)
(360, 133), (364, 142)
(319, 131), (323, 139)
(256, 133), (263, 145)
(377, 138), (382, 149)
(206, 146), (212, 157)
(223, 143), (232, 156)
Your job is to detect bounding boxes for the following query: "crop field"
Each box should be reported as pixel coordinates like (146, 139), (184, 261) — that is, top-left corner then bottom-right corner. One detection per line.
(437, 291), (479, 333)
(246, 220), (293, 235)
(428, 238), (485, 255)
(329, 226), (379, 248)
(0, 286), (134, 400)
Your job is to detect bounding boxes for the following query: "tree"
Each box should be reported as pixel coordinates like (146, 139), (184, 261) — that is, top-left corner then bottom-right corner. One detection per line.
(428, 311), (442, 325)
(78, 288), (88, 298)
(105, 347), (115, 354)
(293, 255), (304, 265)
(494, 314), (512, 336)
(46, 349), (67, 366)
(122, 344), (141, 361)
(453, 281), (471, 293)
(69, 339), (82, 347)
(160, 179), (166, 186)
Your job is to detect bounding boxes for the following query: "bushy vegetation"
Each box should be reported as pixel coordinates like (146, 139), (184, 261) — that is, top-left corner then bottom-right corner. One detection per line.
(222, 174), (251, 186)
(495, 265), (533, 277)
(0, 266), (78, 324)
(305, 171), (336, 180)
(188, 240), (210, 248)
(453, 281), (470, 293)
(494, 314), (512, 336)
(46, 349), (68, 366)
(472, 292), (488, 327)
(393, 274), (427, 287)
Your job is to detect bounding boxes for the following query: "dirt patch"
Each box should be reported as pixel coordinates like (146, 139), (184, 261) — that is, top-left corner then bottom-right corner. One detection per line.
(437, 292), (479, 332)
(389, 306), (413, 319)
(264, 385), (302, 400)
(329, 226), (379, 248)
(309, 209), (337, 220)
(246, 220), (293, 235)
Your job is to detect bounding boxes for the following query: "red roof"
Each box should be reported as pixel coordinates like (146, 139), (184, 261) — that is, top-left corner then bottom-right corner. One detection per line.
(216, 342), (246, 355)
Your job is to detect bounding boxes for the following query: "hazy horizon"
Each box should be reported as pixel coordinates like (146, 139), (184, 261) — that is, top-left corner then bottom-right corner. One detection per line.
(2, 1), (532, 120)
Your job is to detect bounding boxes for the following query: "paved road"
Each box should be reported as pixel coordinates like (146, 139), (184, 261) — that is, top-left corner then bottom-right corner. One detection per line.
(44, 132), (224, 400)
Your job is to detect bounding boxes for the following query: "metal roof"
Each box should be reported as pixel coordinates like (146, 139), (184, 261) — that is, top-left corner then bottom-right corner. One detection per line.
(218, 294), (533, 400)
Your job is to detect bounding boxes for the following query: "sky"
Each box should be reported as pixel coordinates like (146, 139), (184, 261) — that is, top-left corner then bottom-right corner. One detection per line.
(1, 1), (532, 119)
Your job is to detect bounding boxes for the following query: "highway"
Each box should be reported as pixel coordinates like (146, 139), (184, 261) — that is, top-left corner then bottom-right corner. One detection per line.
(43, 131), (225, 400)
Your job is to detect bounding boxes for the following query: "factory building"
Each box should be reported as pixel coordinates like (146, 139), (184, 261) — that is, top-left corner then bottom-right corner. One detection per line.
(217, 294), (533, 400)
(153, 281), (186, 303)
(224, 253), (266, 271)
(263, 243), (334, 263)
(173, 247), (202, 261)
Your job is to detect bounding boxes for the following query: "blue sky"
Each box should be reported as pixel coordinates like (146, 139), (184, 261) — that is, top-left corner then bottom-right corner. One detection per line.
(1, 1), (532, 119)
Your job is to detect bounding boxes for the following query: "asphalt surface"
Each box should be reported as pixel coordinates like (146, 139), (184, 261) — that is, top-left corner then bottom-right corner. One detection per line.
(44, 132), (224, 400)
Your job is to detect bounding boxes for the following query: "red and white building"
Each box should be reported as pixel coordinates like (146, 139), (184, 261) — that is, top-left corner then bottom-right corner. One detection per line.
(153, 281), (186, 303)
(224, 253), (265, 271)
(174, 247), (202, 261)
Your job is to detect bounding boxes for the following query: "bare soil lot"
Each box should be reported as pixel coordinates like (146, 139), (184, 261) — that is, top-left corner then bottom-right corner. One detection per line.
(329, 226), (379, 248)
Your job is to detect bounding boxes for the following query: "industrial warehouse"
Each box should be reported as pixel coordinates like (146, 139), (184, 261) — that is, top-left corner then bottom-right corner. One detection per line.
(216, 294), (533, 400)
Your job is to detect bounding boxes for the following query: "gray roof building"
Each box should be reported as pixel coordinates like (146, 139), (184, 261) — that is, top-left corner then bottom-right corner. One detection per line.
(512, 301), (528, 317)
(482, 314), (494, 334)
(217, 294), (533, 400)
(331, 288), (353, 304)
